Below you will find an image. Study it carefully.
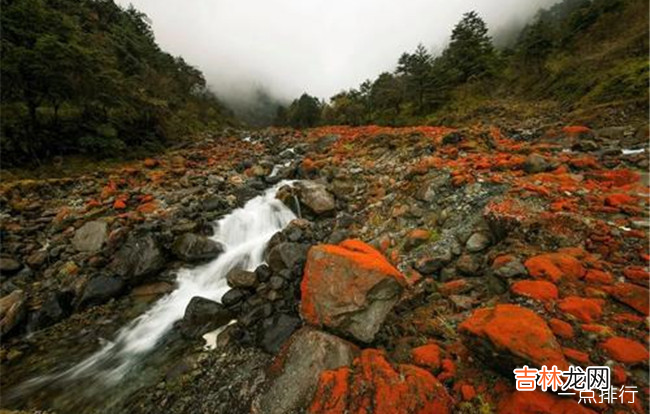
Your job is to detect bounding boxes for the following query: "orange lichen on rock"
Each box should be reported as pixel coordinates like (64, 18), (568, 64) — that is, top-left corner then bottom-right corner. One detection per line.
(558, 296), (603, 323)
(411, 343), (442, 372)
(609, 283), (649, 316)
(511, 280), (559, 301)
(584, 269), (614, 285)
(459, 304), (568, 370)
(548, 318), (574, 339)
(562, 347), (591, 364)
(308, 349), (454, 414)
(300, 239), (405, 342)
(600, 337), (649, 364)
(525, 253), (585, 283)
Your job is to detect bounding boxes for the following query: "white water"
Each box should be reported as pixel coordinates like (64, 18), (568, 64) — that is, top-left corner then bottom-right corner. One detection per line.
(19, 181), (296, 390)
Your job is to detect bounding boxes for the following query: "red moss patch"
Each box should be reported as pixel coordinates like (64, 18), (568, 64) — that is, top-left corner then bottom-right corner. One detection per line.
(308, 349), (454, 414)
(525, 253), (585, 283)
(511, 280), (558, 301)
(558, 296), (603, 323)
(411, 343), (442, 372)
(610, 283), (650, 316)
(459, 304), (568, 370)
(548, 318), (574, 339)
(600, 337), (649, 364)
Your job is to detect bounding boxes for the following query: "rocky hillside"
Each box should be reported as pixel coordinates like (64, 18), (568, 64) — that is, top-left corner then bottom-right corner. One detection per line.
(0, 122), (648, 413)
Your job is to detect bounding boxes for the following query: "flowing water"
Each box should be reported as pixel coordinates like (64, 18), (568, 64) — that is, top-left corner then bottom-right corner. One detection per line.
(7, 180), (296, 412)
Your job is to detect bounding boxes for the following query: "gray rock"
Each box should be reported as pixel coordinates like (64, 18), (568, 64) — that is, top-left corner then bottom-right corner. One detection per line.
(26, 250), (48, 269)
(260, 314), (302, 354)
(523, 153), (549, 174)
(0, 290), (25, 335)
(226, 269), (258, 288)
(221, 288), (247, 308)
(294, 181), (336, 215)
(415, 247), (453, 275)
(596, 126), (627, 140)
(265, 242), (308, 273)
(78, 276), (124, 309)
(179, 296), (232, 338)
(465, 232), (491, 253)
(415, 171), (451, 202)
(172, 233), (223, 263)
(111, 235), (165, 283)
(251, 327), (357, 414)
(493, 259), (528, 279)
(72, 220), (108, 252)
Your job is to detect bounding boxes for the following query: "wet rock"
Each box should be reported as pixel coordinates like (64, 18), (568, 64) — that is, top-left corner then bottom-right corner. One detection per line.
(201, 195), (228, 212)
(0, 257), (22, 275)
(226, 268), (258, 288)
(172, 233), (223, 263)
(78, 276), (124, 309)
(111, 234), (165, 283)
(29, 291), (74, 331)
(179, 296), (233, 338)
(523, 153), (549, 174)
(308, 349), (454, 414)
(300, 239), (405, 342)
(266, 242), (309, 274)
(0, 290), (26, 335)
(465, 232), (491, 252)
(255, 264), (272, 283)
(460, 304), (568, 373)
(72, 220), (108, 252)
(251, 327), (358, 414)
(221, 288), (248, 308)
(260, 313), (302, 354)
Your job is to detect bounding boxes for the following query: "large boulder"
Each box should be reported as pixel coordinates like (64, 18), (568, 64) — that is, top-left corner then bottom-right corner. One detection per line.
(110, 234), (165, 283)
(300, 239), (405, 342)
(172, 233), (223, 263)
(459, 304), (568, 373)
(251, 327), (358, 414)
(72, 220), (108, 252)
(278, 181), (336, 217)
(0, 290), (26, 335)
(308, 349), (454, 414)
(179, 296), (232, 338)
(78, 275), (124, 309)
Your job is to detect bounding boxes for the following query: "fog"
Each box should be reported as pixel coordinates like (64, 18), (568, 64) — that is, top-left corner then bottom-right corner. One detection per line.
(116, 0), (560, 103)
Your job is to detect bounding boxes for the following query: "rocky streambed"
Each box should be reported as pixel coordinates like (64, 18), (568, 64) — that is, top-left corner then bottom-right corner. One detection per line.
(1, 124), (649, 413)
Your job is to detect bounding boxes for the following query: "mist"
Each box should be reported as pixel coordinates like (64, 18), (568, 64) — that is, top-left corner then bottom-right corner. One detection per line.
(116, 0), (560, 104)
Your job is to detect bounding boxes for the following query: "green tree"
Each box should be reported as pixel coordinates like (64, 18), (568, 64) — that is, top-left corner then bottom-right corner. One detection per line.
(442, 11), (497, 83)
(396, 44), (434, 113)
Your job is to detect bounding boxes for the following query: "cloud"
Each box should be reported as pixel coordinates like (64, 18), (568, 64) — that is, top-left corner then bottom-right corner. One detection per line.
(116, 0), (559, 101)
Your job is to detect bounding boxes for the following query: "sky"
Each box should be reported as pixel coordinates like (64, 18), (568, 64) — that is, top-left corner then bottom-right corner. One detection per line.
(116, 0), (559, 103)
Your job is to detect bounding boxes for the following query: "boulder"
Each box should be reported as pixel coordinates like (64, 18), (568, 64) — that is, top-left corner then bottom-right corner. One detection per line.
(292, 181), (336, 216)
(29, 291), (74, 331)
(172, 233), (223, 263)
(0, 290), (26, 335)
(179, 296), (232, 338)
(300, 239), (405, 342)
(308, 349), (454, 414)
(72, 220), (108, 252)
(226, 268), (258, 288)
(0, 257), (22, 275)
(265, 242), (309, 274)
(459, 304), (568, 373)
(111, 234), (165, 283)
(78, 276), (124, 309)
(251, 327), (358, 414)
